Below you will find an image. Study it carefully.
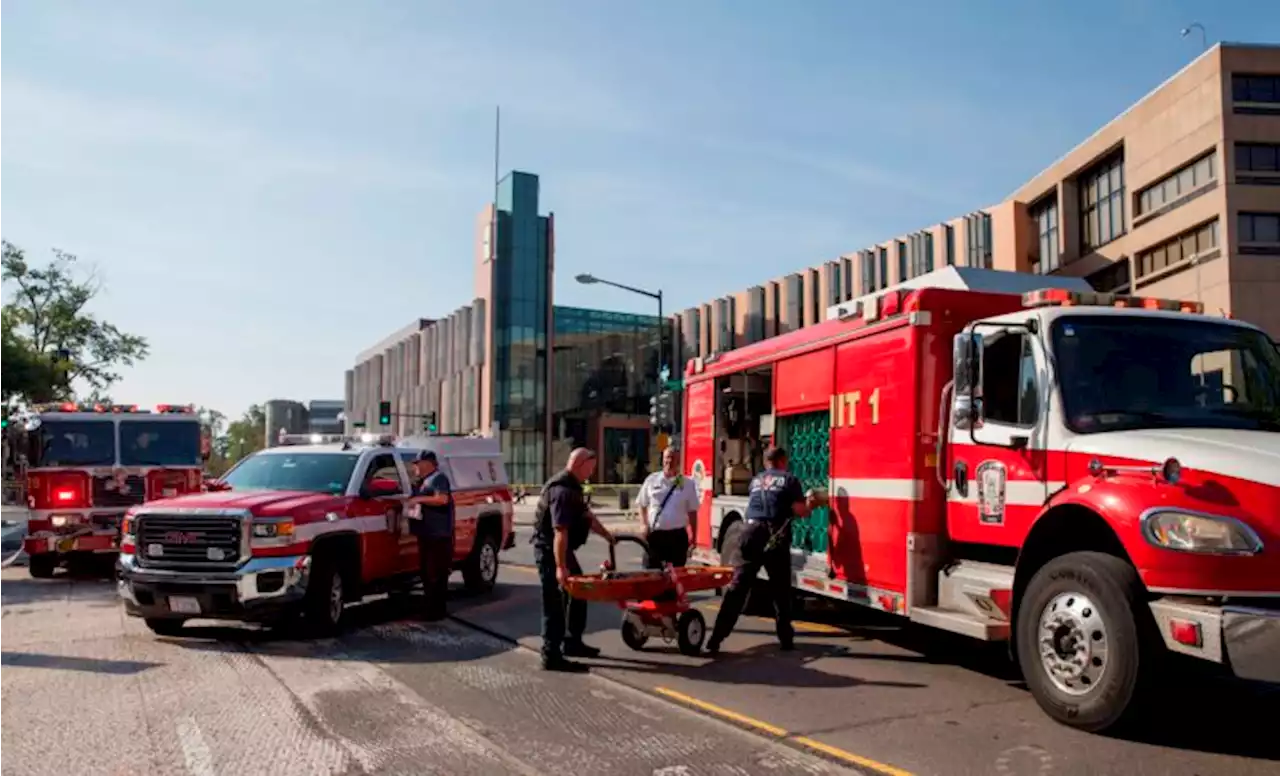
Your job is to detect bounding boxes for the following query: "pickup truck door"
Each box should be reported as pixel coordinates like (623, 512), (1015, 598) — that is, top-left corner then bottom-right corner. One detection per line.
(352, 452), (415, 579)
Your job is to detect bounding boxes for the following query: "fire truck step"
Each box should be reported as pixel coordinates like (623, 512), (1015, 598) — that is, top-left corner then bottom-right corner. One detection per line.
(909, 606), (1011, 641)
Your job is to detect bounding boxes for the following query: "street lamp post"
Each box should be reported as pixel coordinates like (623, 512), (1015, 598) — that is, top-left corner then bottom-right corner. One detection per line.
(1181, 22), (1208, 52)
(575, 274), (666, 387)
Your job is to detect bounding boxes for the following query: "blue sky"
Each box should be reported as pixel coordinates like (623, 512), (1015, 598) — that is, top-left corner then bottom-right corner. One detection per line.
(3, 0), (1274, 420)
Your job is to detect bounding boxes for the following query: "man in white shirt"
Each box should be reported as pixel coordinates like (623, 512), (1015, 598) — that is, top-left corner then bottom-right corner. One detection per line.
(635, 446), (700, 569)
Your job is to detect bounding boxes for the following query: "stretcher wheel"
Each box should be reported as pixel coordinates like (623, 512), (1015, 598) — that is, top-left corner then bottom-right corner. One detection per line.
(620, 611), (649, 651)
(676, 609), (706, 656)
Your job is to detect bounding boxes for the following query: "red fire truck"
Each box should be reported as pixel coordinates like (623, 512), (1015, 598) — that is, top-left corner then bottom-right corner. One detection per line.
(683, 266), (1279, 732)
(116, 432), (514, 637)
(18, 403), (207, 577)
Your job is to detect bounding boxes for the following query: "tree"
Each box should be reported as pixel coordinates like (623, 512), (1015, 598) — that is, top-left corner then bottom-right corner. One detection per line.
(214, 404), (266, 475)
(2, 240), (149, 402)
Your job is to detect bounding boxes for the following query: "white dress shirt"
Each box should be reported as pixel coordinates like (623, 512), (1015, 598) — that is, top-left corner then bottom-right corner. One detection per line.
(636, 471), (699, 531)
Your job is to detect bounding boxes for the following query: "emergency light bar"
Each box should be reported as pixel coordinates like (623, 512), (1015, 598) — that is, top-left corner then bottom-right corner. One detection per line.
(31, 402), (150, 414)
(278, 432), (397, 447)
(155, 404), (196, 414)
(1022, 288), (1203, 314)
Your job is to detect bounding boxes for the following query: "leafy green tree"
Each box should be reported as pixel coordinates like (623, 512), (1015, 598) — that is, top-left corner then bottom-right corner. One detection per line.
(211, 404), (266, 476)
(2, 240), (149, 402)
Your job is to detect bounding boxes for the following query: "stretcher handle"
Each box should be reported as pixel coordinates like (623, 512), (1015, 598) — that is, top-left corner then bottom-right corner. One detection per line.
(605, 533), (650, 571)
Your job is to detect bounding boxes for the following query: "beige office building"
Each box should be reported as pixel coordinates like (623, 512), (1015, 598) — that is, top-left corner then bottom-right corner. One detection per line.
(670, 43), (1280, 366)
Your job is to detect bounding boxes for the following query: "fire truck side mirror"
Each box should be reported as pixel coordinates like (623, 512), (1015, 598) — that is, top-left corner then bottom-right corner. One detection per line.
(952, 332), (985, 430)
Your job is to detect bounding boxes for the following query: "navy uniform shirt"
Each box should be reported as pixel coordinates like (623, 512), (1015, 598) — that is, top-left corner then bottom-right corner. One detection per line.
(412, 470), (454, 539)
(533, 470), (590, 550)
(744, 468), (805, 524)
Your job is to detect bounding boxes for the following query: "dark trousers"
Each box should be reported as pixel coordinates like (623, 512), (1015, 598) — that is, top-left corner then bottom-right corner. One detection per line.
(644, 528), (690, 569)
(709, 520), (794, 647)
(417, 534), (453, 620)
(534, 544), (586, 660)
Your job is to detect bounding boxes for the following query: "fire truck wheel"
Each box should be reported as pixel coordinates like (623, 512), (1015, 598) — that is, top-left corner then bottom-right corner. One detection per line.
(462, 531), (500, 593)
(1017, 551), (1152, 733)
(28, 554), (57, 579)
(145, 618), (185, 637)
(676, 609), (707, 656)
(620, 611), (649, 650)
(304, 556), (347, 635)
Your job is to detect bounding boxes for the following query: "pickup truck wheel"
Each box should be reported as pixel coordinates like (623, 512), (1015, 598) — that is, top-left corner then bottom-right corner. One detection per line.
(145, 618), (185, 637)
(1016, 551), (1154, 732)
(28, 554), (57, 579)
(463, 531), (500, 593)
(304, 557), (346, 636)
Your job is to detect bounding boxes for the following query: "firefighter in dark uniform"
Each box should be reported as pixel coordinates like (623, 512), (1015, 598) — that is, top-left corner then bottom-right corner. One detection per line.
(705, 446), (825, 654)
(531, 447), (616, 672)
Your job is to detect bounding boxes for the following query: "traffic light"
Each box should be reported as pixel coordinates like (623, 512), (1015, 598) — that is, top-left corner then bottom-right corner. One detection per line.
(378, 401), (392, 426)
(649, 394), (660, 428)
(650, 391), (675, 429)
(422, 412), (437, 434)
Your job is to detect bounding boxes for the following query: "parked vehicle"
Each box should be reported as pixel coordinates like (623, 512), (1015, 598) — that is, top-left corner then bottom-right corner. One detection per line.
(683, 266), (1280, 732)
(117, 432), (514, 636)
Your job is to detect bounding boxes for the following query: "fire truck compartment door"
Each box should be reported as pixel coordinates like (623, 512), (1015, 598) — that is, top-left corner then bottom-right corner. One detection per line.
(775, 348), (834, 417)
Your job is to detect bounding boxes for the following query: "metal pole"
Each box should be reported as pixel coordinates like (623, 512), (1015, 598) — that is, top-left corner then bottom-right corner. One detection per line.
(657, 290), (664, 388)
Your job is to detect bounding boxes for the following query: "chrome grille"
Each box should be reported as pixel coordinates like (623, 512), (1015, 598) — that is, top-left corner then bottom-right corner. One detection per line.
(136, 514), (244, 567)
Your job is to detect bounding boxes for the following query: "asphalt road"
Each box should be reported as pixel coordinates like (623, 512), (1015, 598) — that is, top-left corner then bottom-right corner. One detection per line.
(0, 564), (854, 776)
(487, 536), (1280, 776)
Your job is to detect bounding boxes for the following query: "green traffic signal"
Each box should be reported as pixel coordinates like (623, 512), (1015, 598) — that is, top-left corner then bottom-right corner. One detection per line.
(378, 401), (392, 426)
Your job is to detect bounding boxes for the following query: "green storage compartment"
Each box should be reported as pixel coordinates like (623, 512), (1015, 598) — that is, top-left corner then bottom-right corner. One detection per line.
(773, 411), (830, 553)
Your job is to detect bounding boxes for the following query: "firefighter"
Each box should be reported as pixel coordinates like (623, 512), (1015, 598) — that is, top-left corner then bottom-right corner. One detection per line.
(705, 446), (824, 654)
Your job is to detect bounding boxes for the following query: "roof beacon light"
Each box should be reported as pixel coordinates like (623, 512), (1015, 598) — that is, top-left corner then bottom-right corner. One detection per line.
(1022, 288), (1204, 314)
(156, 404), (195, 414)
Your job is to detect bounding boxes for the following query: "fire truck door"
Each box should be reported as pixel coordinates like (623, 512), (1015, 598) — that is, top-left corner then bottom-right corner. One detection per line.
(947, 326), (1051, 545)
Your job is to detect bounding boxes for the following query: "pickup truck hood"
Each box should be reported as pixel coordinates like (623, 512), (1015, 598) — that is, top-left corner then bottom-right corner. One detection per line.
(1065, 428), (1280, 488)
(140, 489), (350, 517)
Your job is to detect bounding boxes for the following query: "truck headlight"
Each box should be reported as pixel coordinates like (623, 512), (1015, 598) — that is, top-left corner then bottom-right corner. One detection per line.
(1143, 509), (1263, 555)
(250, 519), (295, 548)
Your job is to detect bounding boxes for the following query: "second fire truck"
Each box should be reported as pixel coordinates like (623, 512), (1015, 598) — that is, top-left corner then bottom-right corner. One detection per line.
(17, 403), (207, 577)
(682, 266), (1279, 732)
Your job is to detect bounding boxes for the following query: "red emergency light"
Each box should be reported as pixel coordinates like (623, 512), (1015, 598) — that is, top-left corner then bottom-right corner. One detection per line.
(156, 404), (195, 414)
(1022, 288), (1204, 314)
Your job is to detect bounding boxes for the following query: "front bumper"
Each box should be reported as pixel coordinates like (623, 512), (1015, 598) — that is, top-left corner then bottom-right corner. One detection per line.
(1149, 598), (1280, 684)
(116, 553), (310, 622)
(24, 530), (118, 556)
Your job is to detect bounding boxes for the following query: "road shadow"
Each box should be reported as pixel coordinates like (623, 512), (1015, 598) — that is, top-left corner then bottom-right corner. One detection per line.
(1, 650), (162, 675)
(0, 572), (119, 608)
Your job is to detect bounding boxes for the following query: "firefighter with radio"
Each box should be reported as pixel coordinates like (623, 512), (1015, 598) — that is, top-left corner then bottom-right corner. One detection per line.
(705, 446), (827, 654)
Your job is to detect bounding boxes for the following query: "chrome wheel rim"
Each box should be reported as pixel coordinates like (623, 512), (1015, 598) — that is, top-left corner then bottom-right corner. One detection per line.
(328, 573), (344, 624)
(1038, 591), (1108, 696)
(479, 541), (498, 583)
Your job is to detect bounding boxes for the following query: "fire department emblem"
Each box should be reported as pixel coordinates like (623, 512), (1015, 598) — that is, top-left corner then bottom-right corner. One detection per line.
(691, 459), (710, 493)
(975, 460), (1007, 526)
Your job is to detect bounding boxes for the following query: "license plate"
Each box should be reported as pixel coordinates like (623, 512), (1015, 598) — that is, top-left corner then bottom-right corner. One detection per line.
(168, 596), (201, 614)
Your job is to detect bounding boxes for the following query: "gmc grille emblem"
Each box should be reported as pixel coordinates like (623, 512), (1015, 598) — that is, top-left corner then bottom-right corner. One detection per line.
(163, 531), (203, 544)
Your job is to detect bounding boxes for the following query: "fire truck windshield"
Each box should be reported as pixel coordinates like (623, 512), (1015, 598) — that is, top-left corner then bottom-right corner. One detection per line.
(221, 452), (359, 494)
(119, 419), (201, 467)
(1052, 315), (1280, 434)
(25, 420), (115, 467)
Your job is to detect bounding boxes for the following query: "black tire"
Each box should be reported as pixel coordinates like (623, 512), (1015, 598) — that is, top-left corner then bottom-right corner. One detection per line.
(145, 618), (185, 637)
(463, 530), (500, 594)
(718, 519), (745, 566)
(676, 609), (707, 656)
(303, 555), (347, 636)
(1016, 551), (1155, 732)
(621, 612), (649, 651)
(28, 554), (57, 579)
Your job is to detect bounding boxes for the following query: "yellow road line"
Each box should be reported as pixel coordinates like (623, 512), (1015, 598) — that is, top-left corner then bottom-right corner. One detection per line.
(700, 601), (846, 635)
(654, 686), (914, 776)
(653, 686), (788, 737)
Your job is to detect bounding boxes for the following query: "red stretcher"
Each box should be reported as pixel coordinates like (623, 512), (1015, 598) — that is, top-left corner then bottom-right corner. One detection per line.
(562, 535), (734, 655)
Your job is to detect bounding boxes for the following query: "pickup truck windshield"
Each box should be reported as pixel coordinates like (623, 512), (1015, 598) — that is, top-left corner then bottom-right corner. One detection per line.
(221, 452), (359, 494)
(1052, 315), (1280, 434)
(119, 420), (201, 466)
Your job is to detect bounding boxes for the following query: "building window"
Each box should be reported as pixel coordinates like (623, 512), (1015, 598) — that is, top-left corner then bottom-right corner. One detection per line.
(1238, 212), (1280, 255)
(1087, 259), (1131, 294)
(965, 212), (993, 268)
(688, 308), (701, 358)
(770, 283), (780, 338)
(717, 297), (735, 351)
(1136, 151), (1216, 219)
(809, 269), (821, 323)
(748, 287), (766, 344)
(828, 262), (842, 307)
(944, 225), (955, 266)
(1235, 142), (1280, 185)
(1080, 151), (1126, 251)
(878, 247), (889, 288)
(908, 231), (934, 277)
(842, 257), (854, 299)
(1135, 219), (1219, 281)
(860, 250), (876, 294)
(1232, 73), (1280, 114)
(1031, 195), (1060, 273)
(895, 241), (908, 283)
(785, 274), (803, 330)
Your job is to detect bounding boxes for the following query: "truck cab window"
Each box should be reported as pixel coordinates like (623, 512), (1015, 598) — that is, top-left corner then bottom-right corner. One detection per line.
(365, 453), (406, 493)
(982, 332), (1039, 427)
